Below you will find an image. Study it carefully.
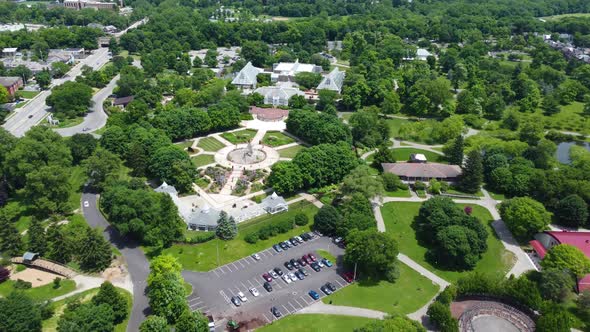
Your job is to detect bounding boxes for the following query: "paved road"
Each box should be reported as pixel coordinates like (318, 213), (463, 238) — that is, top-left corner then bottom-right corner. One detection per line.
(81, 191), (151, 332)
(182, 236), (347, 330)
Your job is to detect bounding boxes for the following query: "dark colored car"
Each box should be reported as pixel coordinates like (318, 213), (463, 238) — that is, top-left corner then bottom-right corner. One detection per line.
(273, 244), (282, 252)
(289, 238), (299, 246)
(298, 268), (309, 276)
(290, 259), (300, 269)
(298, 258), (307, 266)
(301, 233), (311, 241)
(294, 271), (305, 280)
(271, 306), (282, 318)
(279, 242), (289, 250)
(320, 285), (332, 295)
(308, 290), (320, 300)
(262, 273), (273, 282)
(284, 261), (294, 270)
(231, 296), (241, 306)
(342, 272), (354, 283)
(263, 282), (273, 292)
(310, 262), (321, 272)
(326, 282), (337, 292)
(273, 267), (284, 276)
(308, 253), (317, 262)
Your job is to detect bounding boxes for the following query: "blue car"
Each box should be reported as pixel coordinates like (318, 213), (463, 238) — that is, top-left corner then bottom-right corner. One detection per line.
(308, 290), (320, 300)
(273, 244), (283, 252)
(322, 259), (333, 267)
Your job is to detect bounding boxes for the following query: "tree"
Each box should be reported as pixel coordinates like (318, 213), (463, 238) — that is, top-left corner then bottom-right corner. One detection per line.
(92, 282), (129, 324)
(542, 94), (561, 115)
(67, 134), (97, 164)
(371, 145), (396, 171)
(427, 301), (458, 332)
(148, 255), (183, 281)
(240, 41), (269, 67)
(148, 271), (188, 323)
(288, 95), (307, 109)
(541, 244), (590, 277)
(313, 205), (342, 236)
(344, 229), (399, 280)
(216, 211), (237, 240)
(149, 146), (196, 193)
(355, 314), (426, 332)
(139, 316), (169, 332)
(445, 135), (464, 165)
(10, 65), (32, 84)
(78, 228), (112, 272)
(555, 194), (588, 228)
(341, 165), (384, 199)
(436, 225), (485, 269)
(267, 161), (303, 194)
(499, 197), (551, 240)
(175, 310), (209, 332)
(51, 62), (70, 78)
(83, 148), (122, 191)
(57, 302), (114, 332)
(45, 223), (71, 264)
(519, 121), (544, 145)
(0, 292), (42, 332)
(36, 69), (52, 90)
(46, 81), (93, 118)
(381, 91), (402, 114)
(294, 72), (322, 89)
(24, 165), (72, 215)
(317, 89), (338, 111)
(286, 110), (352, 145)
(459, 149), (483, 193)
(27, 219), (47, 256)
(0, 209), (22, 256)
(0, 86), (9, 104)
(536, 307), (574, 332)
(382, 173), (405, 192)
(538, 268), (575, 302)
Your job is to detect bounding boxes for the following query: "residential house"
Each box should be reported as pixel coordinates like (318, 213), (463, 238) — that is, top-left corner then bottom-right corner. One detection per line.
(112, 96), (134, 108)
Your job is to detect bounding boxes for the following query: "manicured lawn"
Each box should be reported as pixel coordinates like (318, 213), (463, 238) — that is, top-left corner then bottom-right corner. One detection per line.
(278, 145), (304, 158)
(321, 263), (439, 314)
(384, 117), (411, 138)
(262, 131), (295, 147)
(258, 314), (372, 332)
(54, 115), (85, 129)
(17, 90), (40, 99)
(197, 137), (226, 152)
(68, 166), (86, 210)
(444, 186), (483, 197)
(176, 140), (194, 149)
(160, 201), (319, 271)
(542, 102), (590, 134)
(380, 202), (514, 283)
(0, 279), (76, 302)
(221, 129), (257, 144)
(484, 186), (506, 201)
(316, 249), (336, 263)
(391, 148), (445, 163)
(41, 287), (132, 332)
(385, 189), (412, 198)
(191, 154), (215, 168)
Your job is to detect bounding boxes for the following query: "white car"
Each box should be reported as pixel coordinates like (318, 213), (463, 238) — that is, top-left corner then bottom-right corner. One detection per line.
(269, 270), (279, 279)
(252, 253), (261, 260)
(295, 236), (304, 243)
(288, 272), (297, 282)
(317, 260), (325, 268)
(237, 291), (247, 302)
(249, 287), (259, 297)
(83, 201), (89, 208)
(282, 274), (292, 284)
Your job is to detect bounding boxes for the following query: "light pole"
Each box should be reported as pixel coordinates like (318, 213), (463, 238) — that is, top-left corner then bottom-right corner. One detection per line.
(353, 261), (357, 281)
(216, 240), (220, 267)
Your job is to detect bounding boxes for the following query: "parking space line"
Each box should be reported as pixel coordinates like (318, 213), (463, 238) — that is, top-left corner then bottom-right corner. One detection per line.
(219, 290), (230, 303)
(334, 279), (345, 288)
(247, 279), (255, 288)
(240, 281), (248, 290)
(236, 260), (245, 268)
(281, 304), (290, 314)
(301, 295), (312, 305)
(292, 298), (304, 309)
(231, 262), (240, 270)
(287, 302), (297, 311)
(262, 313), (272, 323)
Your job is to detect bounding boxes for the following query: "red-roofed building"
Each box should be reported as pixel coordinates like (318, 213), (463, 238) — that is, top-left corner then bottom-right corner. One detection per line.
(249, 106), (289, 122)
(532, 231), (590, 292)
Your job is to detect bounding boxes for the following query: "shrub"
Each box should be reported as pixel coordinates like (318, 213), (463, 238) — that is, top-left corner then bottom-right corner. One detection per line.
(53, 277), (62, 289)
(185, 231), (215, 244)
(414, 181), (426, 190)
(294, 213), (309, 226)
(13, 279), (32, 289)
(244, 233), (259, 244)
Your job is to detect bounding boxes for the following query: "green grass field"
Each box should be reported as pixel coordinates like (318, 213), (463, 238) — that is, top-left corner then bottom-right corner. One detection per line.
(316, 249), (336, 263)
(54, 116), (85, 129)
(262, 131), (295, 147)
(278, 145), (304, 158)
(384, 118), (411, 138)
(191, 154), (215, 168)
(176, 140), (194, 149)
(258, 314), (372, 332)
(321, 263), (439, 314)
(385, 189), (412, 198)
(0, 279), (76, 302)
(160, 201), (319, 271)
(17, 90), (40, 99)
(340, 112), (354, 122)
(197, 137), (226, 152)
(391, 148), (445, 163)
(380, 202), (514, 283)
(221, 129), (257, 144)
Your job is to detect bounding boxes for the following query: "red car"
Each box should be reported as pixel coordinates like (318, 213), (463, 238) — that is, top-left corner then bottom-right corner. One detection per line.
(302, 255), (313, 264)
(262, 273), (273, 282)
(342, 272), (354, 283)
(308, 253), (317, 262)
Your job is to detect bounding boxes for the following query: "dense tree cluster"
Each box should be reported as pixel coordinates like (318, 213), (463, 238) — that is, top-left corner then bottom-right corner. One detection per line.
(344, 229), (399, 282)
(499, 197), (551, 241)
(416, 197), (487, 269)
(355, 314), (426, 332)
(46, 81), (93, 119)
(286, 110), (351, 145)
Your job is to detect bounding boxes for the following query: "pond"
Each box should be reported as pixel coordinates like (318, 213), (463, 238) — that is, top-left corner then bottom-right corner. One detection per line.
(556, 141), (590, 164)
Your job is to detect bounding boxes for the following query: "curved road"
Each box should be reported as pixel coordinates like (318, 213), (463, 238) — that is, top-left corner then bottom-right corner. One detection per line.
(81, 191), (150, 332)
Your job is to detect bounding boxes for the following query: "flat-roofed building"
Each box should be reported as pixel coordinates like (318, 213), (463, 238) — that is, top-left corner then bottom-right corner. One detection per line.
(382, 162), (462, 182)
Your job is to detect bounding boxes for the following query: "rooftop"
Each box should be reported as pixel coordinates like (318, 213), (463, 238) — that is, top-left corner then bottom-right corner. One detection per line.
(260, 192), (288, 209)
(317, 67), (345, 92)
(0, 76), (22, 86)
(545, 231), (590, 258)
(187, 204), (221, 227)
(232, 61), (263, 86)
(249, 106), (289, 121)
(382, 162), (462, 179)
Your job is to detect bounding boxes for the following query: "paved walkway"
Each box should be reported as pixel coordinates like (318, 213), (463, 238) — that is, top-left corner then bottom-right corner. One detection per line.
(296, 302), (387, 319)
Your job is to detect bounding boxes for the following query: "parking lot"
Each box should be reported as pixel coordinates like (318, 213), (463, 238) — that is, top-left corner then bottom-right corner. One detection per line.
(182, 235), (348, 329)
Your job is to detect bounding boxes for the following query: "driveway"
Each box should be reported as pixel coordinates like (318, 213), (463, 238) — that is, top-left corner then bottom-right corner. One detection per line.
(182, 236), (348, 330)
(82, 191), (151, 332)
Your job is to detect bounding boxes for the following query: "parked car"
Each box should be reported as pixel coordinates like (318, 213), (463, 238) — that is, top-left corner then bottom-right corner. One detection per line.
(317, 260), (325, 268)
(237, 291), (247, 302)
(334, 237), (343, 244)
(294, 271), (305, 280)
(273, 267), (284, 276)
(283, 241), (292, 248)
(273, 244), (283, 252)
(295, 236), (304, 243)
(282, 274), (292, 284)
(290, 259), (300, 269)
(284, 261), (294, 270)
(308, 290), (320, 300)
(322, 259), (333, 267)
(342, 272), (354, 283)
(262, 273), (273, 282)
(314, 230), (323, 236)
(250, 287), (259, 297)
(271, 306), (282, 318)
(263, 282), (273, 292)
(303, 255), (313, 264)
(289, 238), (298, 246)
(310, 262), (321, 272)
(231, 296), (241, 306)
(83, 201), (89, 208)
(279, 242), (289, 250)
(269, 270), (279, 279)
(298, 268), (309, 276)
(301, 233), (311, 241)
(252, 253), (261, 260)
(326, 282), (337, 292)
(308, 253), (317, 262)
(320, 285), (332, 295)
(288, 272), (297, 282)
(298, 258), (307, 266)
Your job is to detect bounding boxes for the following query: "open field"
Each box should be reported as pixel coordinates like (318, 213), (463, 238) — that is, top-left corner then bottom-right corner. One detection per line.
(0, 279), (76, 302)
(197, 137), (226, 152)
(385, 189), (412, 198)
(160, 201), (319, 271)
(17, 90), (40, 99)
(384, 117), (411, 138)
(321, 263), (439, 314)
(391, 148), (445, 163)
(257, 314), (372, 332)
(191, 154), (215, 168)
(380, 202), (514, 283)
(262, 131), (295, 147)
(278, 145), (304, 158)
(221, 129), (257, 144)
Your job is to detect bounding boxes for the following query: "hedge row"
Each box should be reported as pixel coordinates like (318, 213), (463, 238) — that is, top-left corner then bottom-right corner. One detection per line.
(244, 213), (309, 244)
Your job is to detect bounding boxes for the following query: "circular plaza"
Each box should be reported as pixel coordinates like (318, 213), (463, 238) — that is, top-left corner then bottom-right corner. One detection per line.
(451, 299), (535, 332)
(214, 142), (280, 170)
